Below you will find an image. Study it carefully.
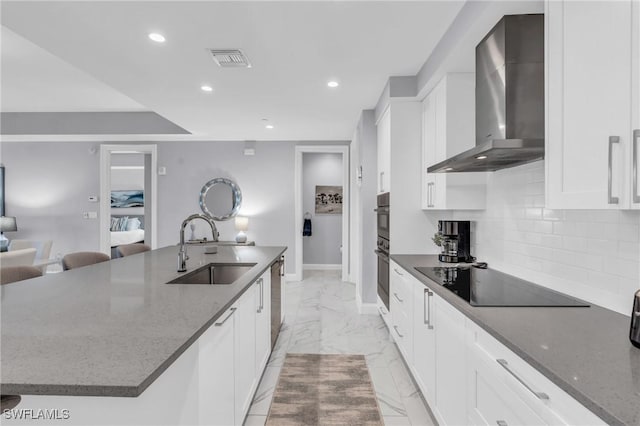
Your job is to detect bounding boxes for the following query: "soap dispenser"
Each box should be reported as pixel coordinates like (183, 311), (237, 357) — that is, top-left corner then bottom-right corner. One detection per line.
(630, 290), (640, 348)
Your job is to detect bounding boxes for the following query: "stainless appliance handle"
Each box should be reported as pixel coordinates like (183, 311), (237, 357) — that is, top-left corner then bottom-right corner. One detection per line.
(634, 130), (639, 203)
(497, 359), (549, 400)
(374, 249), (389, 260)
(393, 268), (404, 276)
(380, 171), (384, 192)
(427, 182), (432, 207)
(215, 307), (236, 326)
(427, 289), (434, 329)
(393, 292), (404, 303)
(608, 136), (620, 204)
(279, 256), (285, 277)
(393, 325), (404, 338)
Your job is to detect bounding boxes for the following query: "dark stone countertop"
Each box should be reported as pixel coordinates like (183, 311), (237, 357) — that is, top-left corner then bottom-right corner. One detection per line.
(1, 245), (286, 397)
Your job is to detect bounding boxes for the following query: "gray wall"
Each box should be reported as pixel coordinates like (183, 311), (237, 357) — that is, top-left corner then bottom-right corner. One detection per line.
(1, 140), (353, 276)
(0, 142), (101, 258)
(357, 111), (378, 304)
(302, 153), (343, 265)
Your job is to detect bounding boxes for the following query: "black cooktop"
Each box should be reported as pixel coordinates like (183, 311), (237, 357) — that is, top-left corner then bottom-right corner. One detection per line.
(414, 266), (590, 307)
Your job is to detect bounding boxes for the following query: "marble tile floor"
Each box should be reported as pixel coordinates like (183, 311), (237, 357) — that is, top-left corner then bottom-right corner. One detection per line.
(244, 269), (436, 426)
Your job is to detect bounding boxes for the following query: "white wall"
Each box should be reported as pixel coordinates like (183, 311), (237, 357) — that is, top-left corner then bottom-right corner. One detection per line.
(1, 140), (348, 275)
(302, 153), (343, 265)
(449, 162), (640, 315)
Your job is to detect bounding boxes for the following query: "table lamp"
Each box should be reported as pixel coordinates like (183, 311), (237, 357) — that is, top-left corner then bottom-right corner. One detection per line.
(235, 216), (249, 243)
(0, 216), (17, 252)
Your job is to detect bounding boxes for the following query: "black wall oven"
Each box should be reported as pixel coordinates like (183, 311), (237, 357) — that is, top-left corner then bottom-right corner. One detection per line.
(376, 192), (390, 240)
(375, 193), (390, 309)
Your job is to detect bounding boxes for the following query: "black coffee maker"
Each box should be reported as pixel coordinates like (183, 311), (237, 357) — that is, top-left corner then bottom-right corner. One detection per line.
(437, 220), (473, 263)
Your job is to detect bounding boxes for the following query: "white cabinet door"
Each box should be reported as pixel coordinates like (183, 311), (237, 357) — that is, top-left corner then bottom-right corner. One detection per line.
(377, 107), (391, 193)
(422, 74), (486, 210)
(199, 306), (236, 426)
(422, 90), (438, 209)
(632, 0), (640, 209)
(255, 272), (272, 374)
(411, 279), (436, 405)
(234, 283), (257, 424)
(546, 0), (633, 209)
(435, 294), (467, 426)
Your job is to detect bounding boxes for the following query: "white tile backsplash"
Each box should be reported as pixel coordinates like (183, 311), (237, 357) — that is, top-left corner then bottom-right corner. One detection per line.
(451, 161), (640, 315)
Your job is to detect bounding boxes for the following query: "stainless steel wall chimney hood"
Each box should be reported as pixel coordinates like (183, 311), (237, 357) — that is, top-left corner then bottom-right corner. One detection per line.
(428, 14), (544, 173)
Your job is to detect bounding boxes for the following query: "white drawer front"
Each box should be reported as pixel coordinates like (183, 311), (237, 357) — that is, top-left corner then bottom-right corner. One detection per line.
(467, 321), (606, 426)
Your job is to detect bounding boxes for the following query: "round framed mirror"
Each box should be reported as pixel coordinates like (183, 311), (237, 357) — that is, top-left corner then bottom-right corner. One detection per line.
(199, 178), (242, 221)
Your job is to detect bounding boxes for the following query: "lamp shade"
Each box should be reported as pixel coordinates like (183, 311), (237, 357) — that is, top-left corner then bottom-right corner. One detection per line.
(0, 216), (17, 232)
(235, 216), (249, 232)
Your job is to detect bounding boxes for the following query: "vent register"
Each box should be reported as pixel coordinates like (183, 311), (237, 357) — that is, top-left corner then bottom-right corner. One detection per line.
(208, 49), (252, 68)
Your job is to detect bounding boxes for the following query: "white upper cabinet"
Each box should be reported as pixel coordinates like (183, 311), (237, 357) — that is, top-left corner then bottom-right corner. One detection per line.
(422, 73), (487, 210)
(546, 0), (640, 209)
(632, 0), (640, 208)
(377, 107), (391, 194)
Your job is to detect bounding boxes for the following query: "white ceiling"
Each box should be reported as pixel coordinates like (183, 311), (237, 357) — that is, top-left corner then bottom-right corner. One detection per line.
(1, 1), (464, 141)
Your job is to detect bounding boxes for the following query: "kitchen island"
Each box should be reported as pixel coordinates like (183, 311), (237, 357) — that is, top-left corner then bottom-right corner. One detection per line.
(1, 245), (286, 425)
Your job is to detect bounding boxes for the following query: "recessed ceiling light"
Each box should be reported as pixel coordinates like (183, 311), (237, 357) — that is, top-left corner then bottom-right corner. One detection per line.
(265, 124), (275, 129)
(476, 155), (488, 160)
(201, 85), (213, 92)
(327, 81), (339, 88)
(148, 33), (166, 43)
(445, 167), (454, 171)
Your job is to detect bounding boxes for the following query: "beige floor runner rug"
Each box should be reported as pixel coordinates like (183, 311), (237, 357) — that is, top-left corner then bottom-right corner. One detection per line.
(266, 353), (383, 426)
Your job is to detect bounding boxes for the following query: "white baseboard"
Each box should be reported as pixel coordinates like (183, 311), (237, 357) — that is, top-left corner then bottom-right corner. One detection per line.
(356, 297), (379, 315)
(284, 273), (299, 282)
(303, 263), (342, 271)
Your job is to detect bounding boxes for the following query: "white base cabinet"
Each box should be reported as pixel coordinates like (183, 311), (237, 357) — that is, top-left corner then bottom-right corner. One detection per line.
(384, 263), (606, 426)
(199, 305), (236, 425)
(389, 262), (414, 364)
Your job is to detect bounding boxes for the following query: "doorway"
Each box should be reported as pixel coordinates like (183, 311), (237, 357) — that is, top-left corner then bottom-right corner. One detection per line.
(99, 145), (157, 255)
(294, 145), (349, 282)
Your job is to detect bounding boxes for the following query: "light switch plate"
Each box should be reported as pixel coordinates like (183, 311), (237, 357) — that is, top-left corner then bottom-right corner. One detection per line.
(158, 166), (167, 175)
(83, 212), (98, 219)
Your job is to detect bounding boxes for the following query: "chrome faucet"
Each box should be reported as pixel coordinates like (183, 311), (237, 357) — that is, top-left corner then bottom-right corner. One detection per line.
(178, 214), (220, 272)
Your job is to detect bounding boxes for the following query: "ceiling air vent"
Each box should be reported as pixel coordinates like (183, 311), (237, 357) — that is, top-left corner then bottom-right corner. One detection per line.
(208, 49), (252, 68)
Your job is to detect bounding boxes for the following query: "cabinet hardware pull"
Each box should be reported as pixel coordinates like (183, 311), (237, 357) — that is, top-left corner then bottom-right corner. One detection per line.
(608, 136), (620, 204)
(497, 359), (549, 400)
(393, 292), (404, 303)
(394, 268), (404, 276)
(430, 182), (435, 207)
(427, 289), (434, 330)
(423, 288), (428, 325)
(215, 307), (237, 326)
(497, 421), (508, 426)
(633, 130), (639, 203)
(257, 278), (264, 313)
(393, 325), (404, 338)
(380, 172), (384, 192)
(378, 306), (387, 316)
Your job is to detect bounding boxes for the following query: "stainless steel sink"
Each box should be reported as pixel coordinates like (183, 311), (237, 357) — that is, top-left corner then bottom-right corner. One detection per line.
(167, 263), (257, 285)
